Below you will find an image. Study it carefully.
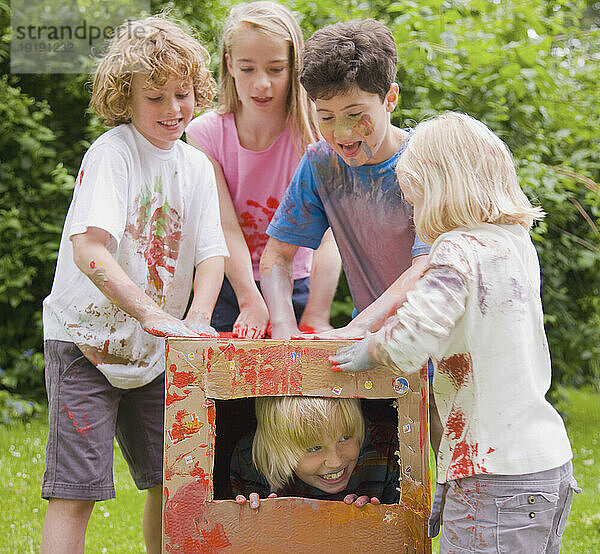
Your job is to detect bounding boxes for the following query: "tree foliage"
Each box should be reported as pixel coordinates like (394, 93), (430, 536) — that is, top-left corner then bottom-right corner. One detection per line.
(0, 0), (598, 421)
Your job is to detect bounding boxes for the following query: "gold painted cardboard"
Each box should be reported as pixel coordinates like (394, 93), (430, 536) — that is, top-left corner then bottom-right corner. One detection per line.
(163, 337), (431, 553)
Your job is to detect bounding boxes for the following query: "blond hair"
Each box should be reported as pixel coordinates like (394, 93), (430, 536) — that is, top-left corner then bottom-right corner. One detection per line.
(91, 14), (216, 127)
(252, 396), (365, 491)
(396, 112), (545, 244)
(218, 1), (318, 150)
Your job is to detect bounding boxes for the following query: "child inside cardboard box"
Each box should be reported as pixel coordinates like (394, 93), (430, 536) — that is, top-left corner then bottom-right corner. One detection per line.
(230, 396), (399, 508)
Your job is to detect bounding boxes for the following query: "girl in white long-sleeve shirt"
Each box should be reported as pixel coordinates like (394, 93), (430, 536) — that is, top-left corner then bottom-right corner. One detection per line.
(331, 112), (579, 553)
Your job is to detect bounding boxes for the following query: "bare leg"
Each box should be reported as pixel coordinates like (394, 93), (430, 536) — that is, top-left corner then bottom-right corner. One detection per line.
(143, 485), (163, 554)
(40, 498), (95, 554)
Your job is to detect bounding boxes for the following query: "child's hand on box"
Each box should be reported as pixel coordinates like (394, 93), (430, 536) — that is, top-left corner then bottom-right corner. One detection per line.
(142, 312), (203, 338)
(343, 494), (381, 507)
(183, 311), (219, 336)
(329, 333), (377, 372)
(235, 492), (278, 509)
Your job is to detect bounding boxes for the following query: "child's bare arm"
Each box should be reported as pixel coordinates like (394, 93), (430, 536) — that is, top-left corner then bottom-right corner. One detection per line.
(259, 237), (300, 338)
(299, 228), (341, 333)
(311, 254), (428, 340)
(71, 226), (200, 337)
(183, 256), (224, 335)
(189, 140), (268, 339)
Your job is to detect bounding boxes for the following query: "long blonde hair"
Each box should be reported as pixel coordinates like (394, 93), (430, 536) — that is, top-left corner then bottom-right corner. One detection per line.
(217, 1), (318, 150)
(252, 396), (365, 491)
(396, 112), (545, 244)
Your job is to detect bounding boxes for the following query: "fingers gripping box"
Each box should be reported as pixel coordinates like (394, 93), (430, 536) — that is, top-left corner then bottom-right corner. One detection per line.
(163, 337), (431, 553)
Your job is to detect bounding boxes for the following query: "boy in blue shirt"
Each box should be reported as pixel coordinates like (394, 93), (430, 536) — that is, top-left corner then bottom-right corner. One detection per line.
(259, 19), (427, 344)
(259, 18), (440, 453)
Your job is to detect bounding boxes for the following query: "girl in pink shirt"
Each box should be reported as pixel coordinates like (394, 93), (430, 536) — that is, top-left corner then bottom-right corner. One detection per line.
(187, 1), (341, 338)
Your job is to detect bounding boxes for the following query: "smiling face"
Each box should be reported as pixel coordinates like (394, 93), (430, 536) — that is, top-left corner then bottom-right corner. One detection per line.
(129, 74), (195, 149)
(226, 27), (291, 117)
(293, 433), (361, 493)
(316, 84), (399, 166)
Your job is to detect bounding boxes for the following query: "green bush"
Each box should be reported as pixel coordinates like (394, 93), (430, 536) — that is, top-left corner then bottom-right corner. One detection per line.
(0, 76), (75, 417)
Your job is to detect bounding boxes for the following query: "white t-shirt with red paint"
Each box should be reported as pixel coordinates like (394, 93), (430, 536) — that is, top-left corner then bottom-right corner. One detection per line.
(371, 223), (572, 482)
(43, 124), (228, 389)
(185, 111), (313, 281)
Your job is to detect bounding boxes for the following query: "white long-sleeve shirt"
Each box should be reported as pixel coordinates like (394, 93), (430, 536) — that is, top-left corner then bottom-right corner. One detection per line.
(372, 223), (572, 482)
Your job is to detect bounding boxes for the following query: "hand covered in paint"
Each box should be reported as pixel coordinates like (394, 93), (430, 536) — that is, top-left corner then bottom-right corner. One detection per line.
(232, 297), (269, 339)
(329, 333), (377, 373)
(235, 492), (278, 509)
(142, 312), (202, 338)
(183, 311), (219, 337)
(343, 494), (381, 507)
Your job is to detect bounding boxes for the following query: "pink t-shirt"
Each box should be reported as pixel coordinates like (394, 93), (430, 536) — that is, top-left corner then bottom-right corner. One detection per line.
(186, 111), (312, 280)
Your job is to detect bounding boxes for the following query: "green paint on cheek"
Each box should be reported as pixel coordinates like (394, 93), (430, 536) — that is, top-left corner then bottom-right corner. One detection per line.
(354, 114), (375, 137)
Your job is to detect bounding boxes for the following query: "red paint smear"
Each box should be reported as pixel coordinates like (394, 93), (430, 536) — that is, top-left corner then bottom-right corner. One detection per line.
(448, 439), (478, 479)
(170, 363), (197, 388)
(144, 205), (181, 296)
(223, 343), (308, 396)
(201, 523), (231, 551)
(190, 462), (209, 481)
(447, 438), (491, 480)
(166, 363), (195, 407)
(163, 479), (208, 553)
(438, 353), (473, 390)
(164, 479), (230, 553)
(207, 404), (216, 426)
(168, 410), (203, 444)
(166, 391), (189, 406)
(238, 196), (279, 266)
(64, 407), (91, 436)
(445, 406), (466, 440)
(89, 260), (95, 269)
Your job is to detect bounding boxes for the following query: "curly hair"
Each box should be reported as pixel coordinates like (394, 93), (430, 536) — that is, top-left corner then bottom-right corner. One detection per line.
(91, 14), (216, 127)
(300, 19), (397, 102)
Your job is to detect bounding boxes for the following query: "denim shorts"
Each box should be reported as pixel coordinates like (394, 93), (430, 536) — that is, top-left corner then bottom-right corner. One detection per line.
(210, 276), (310, 332)
(42, 340), (164, 501)
(429, 460), (580, 553)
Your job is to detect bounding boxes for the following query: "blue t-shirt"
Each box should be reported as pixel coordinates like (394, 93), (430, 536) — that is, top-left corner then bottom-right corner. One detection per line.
(266, 135), (429, 312)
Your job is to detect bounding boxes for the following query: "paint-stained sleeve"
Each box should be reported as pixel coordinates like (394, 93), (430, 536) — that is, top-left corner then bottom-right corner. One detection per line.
(229, 433), (272, 498)
(266, 148), (330, 250)
(372, 236), (471, 374)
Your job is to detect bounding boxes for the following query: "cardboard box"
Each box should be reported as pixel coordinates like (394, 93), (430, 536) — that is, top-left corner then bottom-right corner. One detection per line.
(163, 337), (431, 553)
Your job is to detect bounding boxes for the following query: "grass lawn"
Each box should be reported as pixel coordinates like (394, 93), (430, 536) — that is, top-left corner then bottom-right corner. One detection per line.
(1, 387), (598, 553)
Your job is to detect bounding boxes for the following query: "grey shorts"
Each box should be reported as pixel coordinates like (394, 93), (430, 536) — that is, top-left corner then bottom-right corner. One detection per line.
(42, 340), (164, 501)
(430, 460), (580, 553)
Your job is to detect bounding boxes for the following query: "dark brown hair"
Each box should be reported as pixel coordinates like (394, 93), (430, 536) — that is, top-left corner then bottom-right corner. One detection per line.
(300, 19), (397, 101)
